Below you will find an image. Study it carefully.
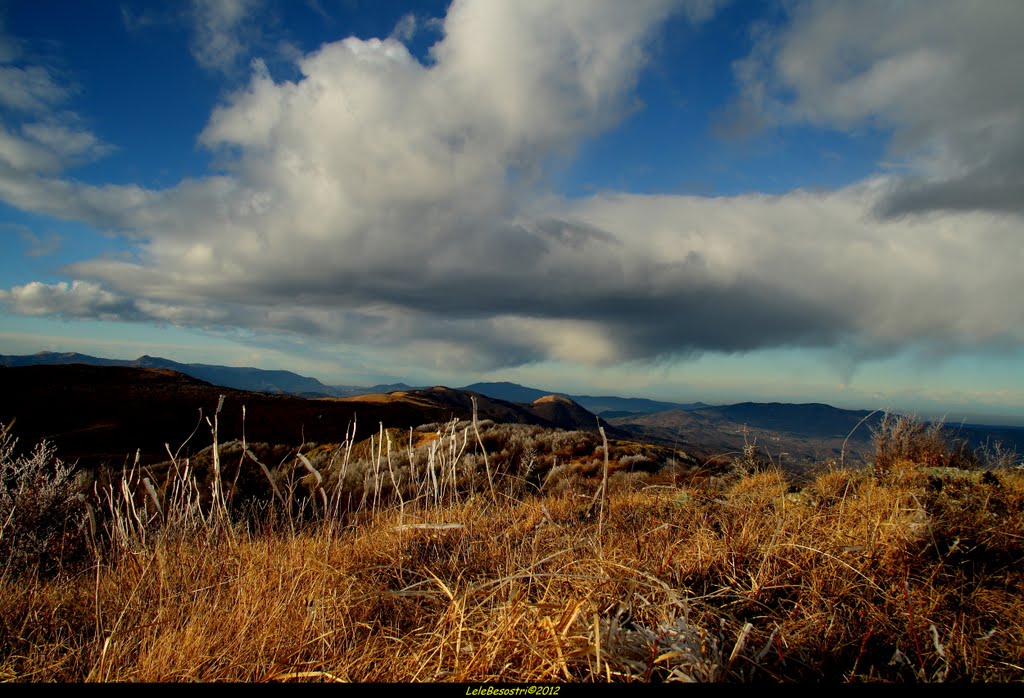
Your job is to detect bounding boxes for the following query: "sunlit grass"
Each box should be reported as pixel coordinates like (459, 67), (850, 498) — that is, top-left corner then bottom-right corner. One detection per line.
(1, 412), (1022, 682)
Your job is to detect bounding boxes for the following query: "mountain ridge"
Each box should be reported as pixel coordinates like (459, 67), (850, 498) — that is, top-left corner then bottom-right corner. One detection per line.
(4, 352), (1021, 459)
(0, 352), (709, 414)
(0, 364), (618, 468)
(0, 351), (415, 398)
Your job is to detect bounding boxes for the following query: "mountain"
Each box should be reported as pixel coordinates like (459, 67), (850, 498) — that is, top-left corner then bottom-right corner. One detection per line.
(460, 381), (706, 416)
(0, 351), (346, 397)
(330, 382), (419, 397)
(0, 365), (611, 468)
(702, 402), (882, 439)
(0, 351), (427, 398)
(606, 404), (882, 471)
(607, 402), (1024, 472)
(460, 381), (552, 404)
(3, 356), (703, 415)
(0, 351), (127, 367)
(569, 395), (710, 416)
(326, 386), (621, 435)
(5, 360), (1016, 476)
(527, 395), (608, 431)
(133, 355), (345, 397)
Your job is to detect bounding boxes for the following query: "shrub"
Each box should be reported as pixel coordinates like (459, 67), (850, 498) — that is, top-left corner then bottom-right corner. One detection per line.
(870, 413), (952, 478)
(0, 424), (90, 578)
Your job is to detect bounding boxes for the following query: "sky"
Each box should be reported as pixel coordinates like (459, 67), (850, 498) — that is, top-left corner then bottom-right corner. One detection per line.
(1, 0), (1023, 425)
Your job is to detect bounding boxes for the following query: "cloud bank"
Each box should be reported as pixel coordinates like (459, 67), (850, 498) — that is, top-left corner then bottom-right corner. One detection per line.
(731, 0), (1024, 217)
(1, 0), (1023, 376)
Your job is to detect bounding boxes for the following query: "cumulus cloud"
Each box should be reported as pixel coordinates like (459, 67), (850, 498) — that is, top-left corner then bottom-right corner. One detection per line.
(730, 0), (1024, 217)
(23, 120), (112, 163)
(566, 183), (1024, 357)
(0, 280), (138, 321)
(0, 0), (1022, 376)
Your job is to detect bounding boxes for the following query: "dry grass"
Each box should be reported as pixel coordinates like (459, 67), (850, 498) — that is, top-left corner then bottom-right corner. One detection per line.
(1, 413), (1023, 683)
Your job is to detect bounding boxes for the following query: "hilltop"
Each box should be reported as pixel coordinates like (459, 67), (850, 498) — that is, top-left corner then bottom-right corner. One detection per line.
(461, 380), (708, 415)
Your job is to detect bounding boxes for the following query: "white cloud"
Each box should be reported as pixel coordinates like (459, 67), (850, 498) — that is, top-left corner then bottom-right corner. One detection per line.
(731, 0), (1024, 216)
(23, 120), (113, 162)
(0, 121), (112, 176)
(0, 124), (63, 173)
(0, 280), (134, 320)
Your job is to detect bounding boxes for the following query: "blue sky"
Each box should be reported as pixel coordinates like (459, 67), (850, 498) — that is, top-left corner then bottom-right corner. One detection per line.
(1, 0), (1022, 425)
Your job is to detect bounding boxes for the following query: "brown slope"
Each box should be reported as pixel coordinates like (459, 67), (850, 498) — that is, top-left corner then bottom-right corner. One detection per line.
(1, 365), (453, 468)
(328, 386), (559, 428)
(402, 388), (626, 436)
(0, 366), (600, 469)
(526, 394), (623, 435)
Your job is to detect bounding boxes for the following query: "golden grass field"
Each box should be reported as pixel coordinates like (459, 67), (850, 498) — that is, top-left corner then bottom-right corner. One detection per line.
(1, 412), (1022, 682)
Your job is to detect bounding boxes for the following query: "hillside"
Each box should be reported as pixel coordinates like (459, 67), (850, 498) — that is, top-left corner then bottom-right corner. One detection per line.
(0, 365), (612, 468)
(3, 354), (1018, 473)
(461, 380), (707, 415)
(528, 394), (608, 431)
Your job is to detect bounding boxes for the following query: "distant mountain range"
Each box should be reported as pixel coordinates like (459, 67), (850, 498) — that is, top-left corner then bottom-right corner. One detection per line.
(0, 364), (619, 468)
(0, 353), (707, 416)
(0, 352), (408, 398)
(605, 402), (1024, 471)
(3, 351), (1020, 471)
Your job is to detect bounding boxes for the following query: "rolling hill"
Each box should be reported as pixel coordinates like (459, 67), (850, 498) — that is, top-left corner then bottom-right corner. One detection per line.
(4, 353), (1019, 474)
(0, 365), (611, 468)
(460, 381), (708, 415)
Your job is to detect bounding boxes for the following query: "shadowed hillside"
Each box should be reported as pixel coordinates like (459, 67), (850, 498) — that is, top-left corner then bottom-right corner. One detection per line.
(0, 365), (614, 468)
(0, 351), (347, 397)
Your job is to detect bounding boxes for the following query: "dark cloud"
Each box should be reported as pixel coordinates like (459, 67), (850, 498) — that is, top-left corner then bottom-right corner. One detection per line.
(877, 143), (1024, 217)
